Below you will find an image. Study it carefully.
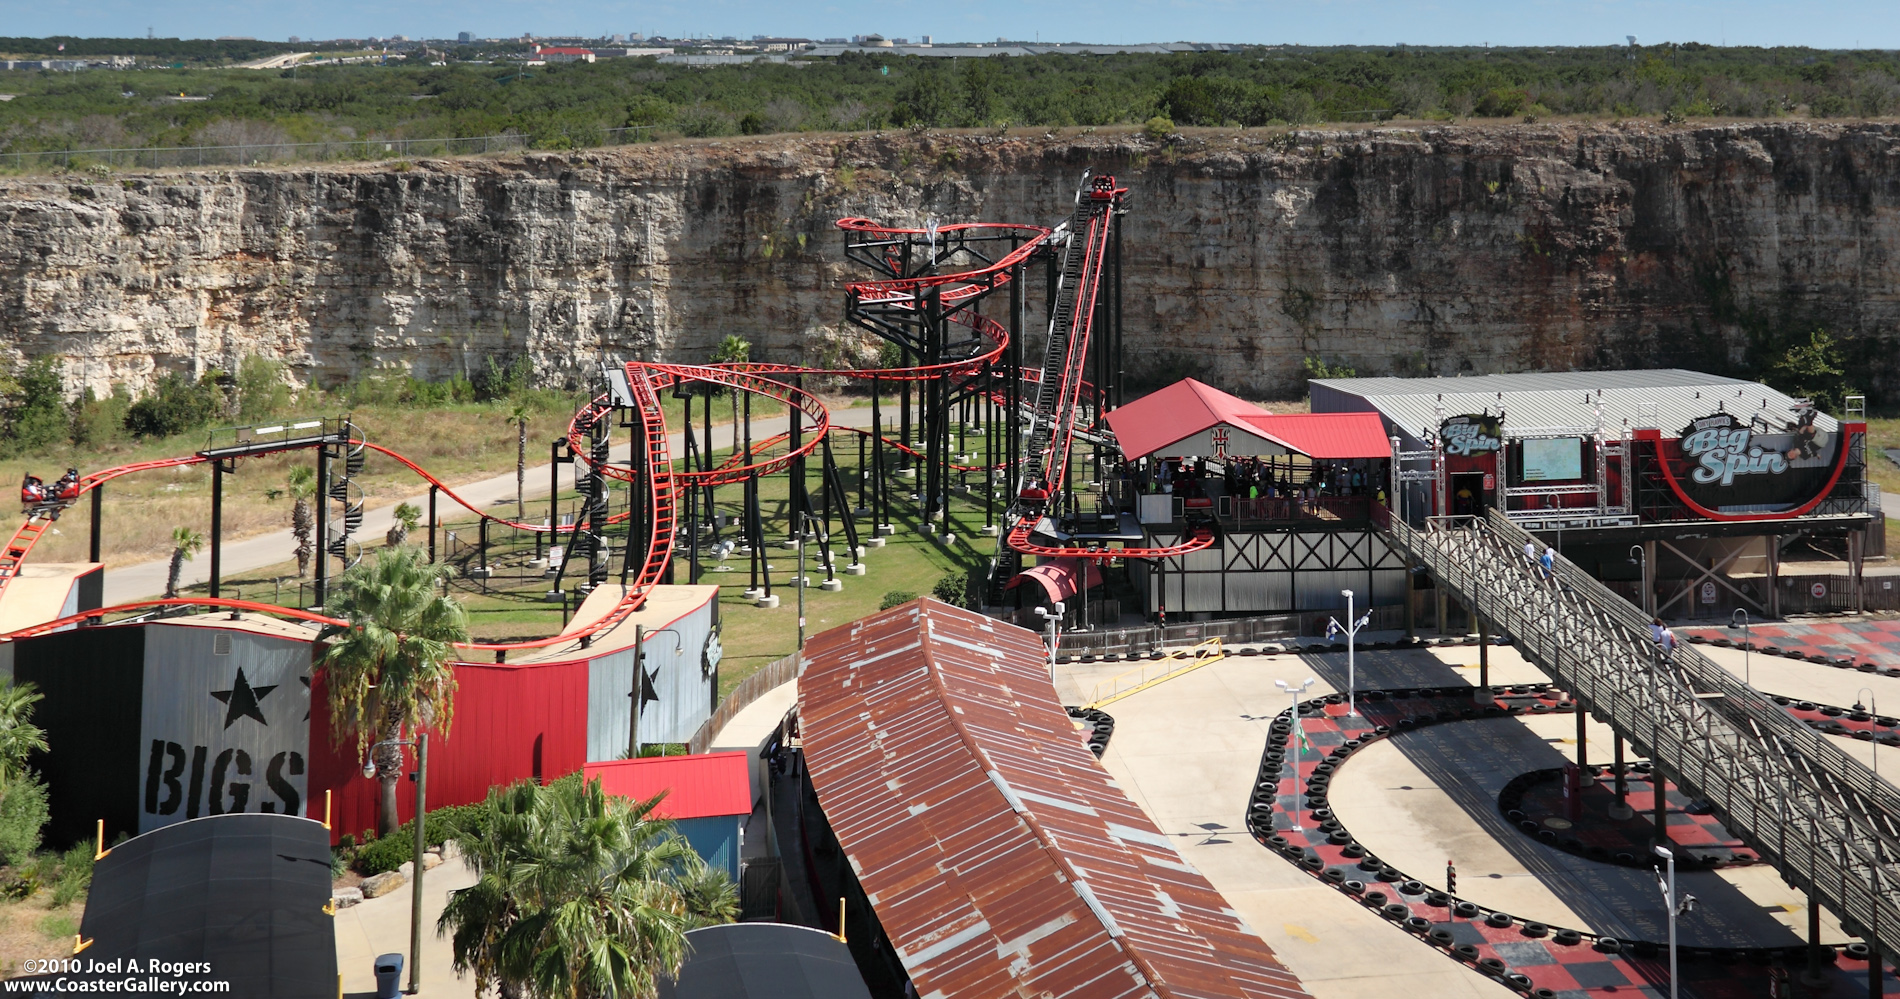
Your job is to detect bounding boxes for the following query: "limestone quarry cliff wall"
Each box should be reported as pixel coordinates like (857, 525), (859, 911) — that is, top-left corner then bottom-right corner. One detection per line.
(2, 121), (1897, 401)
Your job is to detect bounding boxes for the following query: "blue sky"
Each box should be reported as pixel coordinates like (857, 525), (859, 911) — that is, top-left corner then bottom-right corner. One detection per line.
(11, 0), (1899, 49)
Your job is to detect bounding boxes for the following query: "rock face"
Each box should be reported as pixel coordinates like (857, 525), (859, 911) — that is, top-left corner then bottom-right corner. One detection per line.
(1, 122), (1896, 400)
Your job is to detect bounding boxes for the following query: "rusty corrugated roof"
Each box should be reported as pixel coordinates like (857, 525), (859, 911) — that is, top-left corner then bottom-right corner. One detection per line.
(799, 598), (1310, 999)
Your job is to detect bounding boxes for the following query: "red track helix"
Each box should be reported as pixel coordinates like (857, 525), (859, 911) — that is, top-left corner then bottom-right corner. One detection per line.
(0, 186), (1201, 648)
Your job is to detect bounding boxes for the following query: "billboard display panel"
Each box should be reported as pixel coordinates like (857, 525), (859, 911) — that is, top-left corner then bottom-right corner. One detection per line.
(1521, 437), (1583, 482)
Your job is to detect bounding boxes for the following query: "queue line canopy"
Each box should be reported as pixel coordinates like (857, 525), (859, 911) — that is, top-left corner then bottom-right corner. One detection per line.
(1106, 378), (1391, 460)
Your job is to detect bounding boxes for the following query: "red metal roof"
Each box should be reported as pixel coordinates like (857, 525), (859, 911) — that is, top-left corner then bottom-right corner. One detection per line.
(1105, 379), (1388, 461)
(584, 752), (751, 820)
(1237, 412), (1392, 460)
(799, 598), (1309, 999)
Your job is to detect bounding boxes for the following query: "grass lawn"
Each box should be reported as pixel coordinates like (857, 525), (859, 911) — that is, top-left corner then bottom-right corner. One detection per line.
(4, 386), (790, 571)
(167, 420), (1000, 701)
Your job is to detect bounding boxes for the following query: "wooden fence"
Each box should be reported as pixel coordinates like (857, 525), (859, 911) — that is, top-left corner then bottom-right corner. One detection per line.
(688, 651), (801, 755)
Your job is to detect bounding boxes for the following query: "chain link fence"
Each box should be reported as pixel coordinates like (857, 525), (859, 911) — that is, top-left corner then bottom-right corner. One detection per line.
(0, 125), (659, 174)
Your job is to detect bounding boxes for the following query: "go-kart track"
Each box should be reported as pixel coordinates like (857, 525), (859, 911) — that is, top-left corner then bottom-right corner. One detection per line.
(0, 171), (1211, 663)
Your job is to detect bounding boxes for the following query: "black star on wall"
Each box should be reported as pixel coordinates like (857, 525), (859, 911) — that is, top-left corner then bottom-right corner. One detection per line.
(640, 666), (661, 710)
(210, 667), (277, 729)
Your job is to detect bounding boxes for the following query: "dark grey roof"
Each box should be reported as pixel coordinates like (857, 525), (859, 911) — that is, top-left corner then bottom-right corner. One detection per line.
(77, 814), (337, 998)
(659, 923), (873, 999)
(1311, 369), (1837, 440)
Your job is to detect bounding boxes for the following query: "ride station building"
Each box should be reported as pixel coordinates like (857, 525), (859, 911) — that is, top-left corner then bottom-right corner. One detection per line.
(1311, 369), (1879, 621)
(1102, 379), (1400, 622)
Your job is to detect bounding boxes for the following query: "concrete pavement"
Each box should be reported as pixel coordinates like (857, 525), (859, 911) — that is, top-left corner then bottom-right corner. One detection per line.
(102, 407), (882, 605)
(334, 845), (479, 998)
(1058, 636), (1850, 998)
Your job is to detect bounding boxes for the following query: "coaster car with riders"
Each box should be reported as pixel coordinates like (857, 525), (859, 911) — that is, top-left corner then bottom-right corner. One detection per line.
(19, 468), (80, 519)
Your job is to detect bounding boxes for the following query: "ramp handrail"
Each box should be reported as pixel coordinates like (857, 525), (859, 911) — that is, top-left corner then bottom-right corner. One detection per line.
(1387, 513), (1900, 953)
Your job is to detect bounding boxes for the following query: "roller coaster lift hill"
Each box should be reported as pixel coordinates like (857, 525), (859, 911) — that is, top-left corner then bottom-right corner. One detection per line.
(0, 170), (1203, 653)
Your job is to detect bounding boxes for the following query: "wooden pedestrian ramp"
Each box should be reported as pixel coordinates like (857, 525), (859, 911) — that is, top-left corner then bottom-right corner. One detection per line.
(1081, 637), (1226, 709)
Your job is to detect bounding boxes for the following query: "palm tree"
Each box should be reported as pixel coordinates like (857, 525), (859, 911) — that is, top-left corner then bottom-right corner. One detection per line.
(0, 677), (46, 811)
(287, 465), (316, 577)
(164, 527), (204, 599)
(507, 404), (530, 523)
(438, 776), (732, 999)
(386, 502), (422, 548)
(316, 546), (467, 838)
(709, 336), (751, 455)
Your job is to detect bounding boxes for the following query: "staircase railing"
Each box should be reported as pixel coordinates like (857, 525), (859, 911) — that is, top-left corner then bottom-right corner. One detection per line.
(1387, 513), (1900, 953)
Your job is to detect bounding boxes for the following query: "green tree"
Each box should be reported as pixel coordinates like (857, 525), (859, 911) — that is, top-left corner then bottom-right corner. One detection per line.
(437, 777), (732, 998)
(1768, 328), (1858, 415)
(123, 372), (221, 439)
(0, 678), (47, 807)
(710, 337), (751, 455)
(508, 404), (530, 522)
(164, 526), (204, 599)
(4, 357), (71, 456)
(317, 546), (467, 838)
(287, 465), (316, 578)
(236, 356), (291, 422)
(386, 501), (422, 548)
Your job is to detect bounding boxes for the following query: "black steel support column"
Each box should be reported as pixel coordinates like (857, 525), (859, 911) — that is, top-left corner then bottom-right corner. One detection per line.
(1478, 615), (1489, 691)
(428, 486), (438, 563)
(1576, 707), (1587, 770)
(209, 460), (223, 599)
(1653, 765), (1669, 844)
(89, 486), (102, 563)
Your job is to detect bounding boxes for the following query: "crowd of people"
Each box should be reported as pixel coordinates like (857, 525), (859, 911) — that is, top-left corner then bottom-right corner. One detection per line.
(1132, 456), (1385, 506)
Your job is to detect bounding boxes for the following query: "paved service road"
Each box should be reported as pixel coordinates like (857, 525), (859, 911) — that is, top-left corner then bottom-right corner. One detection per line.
(103, 408), (884, 605)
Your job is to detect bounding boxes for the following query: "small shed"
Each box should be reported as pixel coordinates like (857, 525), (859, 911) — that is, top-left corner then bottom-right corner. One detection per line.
(585, 751), (751, 878)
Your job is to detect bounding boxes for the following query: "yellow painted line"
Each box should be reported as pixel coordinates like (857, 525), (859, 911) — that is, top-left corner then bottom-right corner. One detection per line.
(1282, 923), (1320, 943)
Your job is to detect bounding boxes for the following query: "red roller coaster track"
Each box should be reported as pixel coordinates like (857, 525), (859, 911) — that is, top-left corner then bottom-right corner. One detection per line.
(0, 180), (1202, 650)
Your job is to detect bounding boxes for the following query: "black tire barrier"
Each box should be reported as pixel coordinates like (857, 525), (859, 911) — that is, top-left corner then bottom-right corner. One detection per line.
(1533, 990), (1558, 999)
(1595, 937), (1622, 954)
(1383, 903), (1410, 920)
(1327, 830), (1352, 845)
(1358, 857), (1384, 872)
(1452, 901), (1481, 919)
(1404, 915), (1432, 933)
(1311, 807), (1333, 821)
(1323, 868), (1346, 883)
(1267, 834), (1288, 849)
(1520, 922), (1548, 938)
(1453, 944), (1481, 961)
(1847, 942), (1871, 960)
(1425, 891), (1451, 908)
(1343, 879), (1366, 894)
(1553, 929), (1584, 946)
(1486, 911), (1514, 928)
(1301, 855), (1325, 870)
(1430, 927), (1455, 945)
(1341, 844), (1366, 858)
(1477, 957), (1507, 976)
(1821, 705), (1845, 717)
(1364, 891), (1388, 907)
(1399, 880), (1425, 895)
(1504, 973), (1533, 991)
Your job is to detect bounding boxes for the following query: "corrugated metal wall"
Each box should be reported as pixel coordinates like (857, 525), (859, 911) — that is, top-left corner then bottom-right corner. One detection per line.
(310, 658), (592, 842)
(138, 625), (313, 835)
(585, 598), (716, 753)
(673, 815), (741, 879)
(13, 626), (145, 847)
(1144, 528), (1408, 615)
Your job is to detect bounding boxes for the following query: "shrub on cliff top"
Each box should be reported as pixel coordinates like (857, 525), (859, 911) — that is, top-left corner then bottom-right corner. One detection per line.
(1143, 116), (1174, 140)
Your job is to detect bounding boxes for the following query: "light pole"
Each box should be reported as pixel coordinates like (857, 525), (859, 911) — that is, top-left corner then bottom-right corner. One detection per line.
(1327, 589), (1371, 716)
(364, 731), (428, 995)
(1857, 687), (1879, 778)
(1652, 844), (1697, 999)
(796, 512), (809, 649)
(1035, 601), (1066, 683)
(1275, 676), (1318, 831)
(1628, 544), (1646, 615)
(1728, 608), (1751, 687)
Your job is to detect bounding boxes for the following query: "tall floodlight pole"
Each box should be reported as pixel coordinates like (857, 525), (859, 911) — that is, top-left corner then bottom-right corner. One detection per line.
(1035, 601), (1066, 683)
(1275, 676), (1318, 831)
(1857, 688), (1879, 778)
(1652, 845), (1696, 999)
(1729, 608), (1751, 687)
(1327, 589), (1372, 717)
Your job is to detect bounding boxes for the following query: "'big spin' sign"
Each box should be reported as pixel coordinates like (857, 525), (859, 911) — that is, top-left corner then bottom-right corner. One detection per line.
(1680, 414), (1788, 486)
(1439, 414), (1502, 457)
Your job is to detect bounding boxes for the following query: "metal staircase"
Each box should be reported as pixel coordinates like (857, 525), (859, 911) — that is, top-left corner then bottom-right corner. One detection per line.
(1386, 511), (1900, 954)
(326, 421), (365, 569)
